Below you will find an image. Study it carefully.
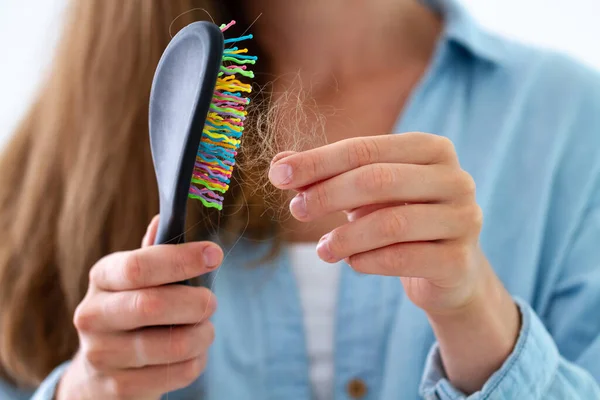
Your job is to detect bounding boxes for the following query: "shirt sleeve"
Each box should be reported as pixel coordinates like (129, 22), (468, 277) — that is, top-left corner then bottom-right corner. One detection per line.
(29, 361), (71, 400)
(419, 298), (600, 399)
(419, 190), (600, 399)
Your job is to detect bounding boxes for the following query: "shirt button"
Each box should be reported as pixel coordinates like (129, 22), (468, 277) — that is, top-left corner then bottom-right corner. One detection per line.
(346, 378), (368, 399)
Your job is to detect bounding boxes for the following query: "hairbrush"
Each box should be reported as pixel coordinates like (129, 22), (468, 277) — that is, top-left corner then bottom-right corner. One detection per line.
(148, 20), (255, 250)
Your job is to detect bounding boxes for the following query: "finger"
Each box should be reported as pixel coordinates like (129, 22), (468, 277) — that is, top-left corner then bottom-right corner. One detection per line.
(74, 286), (216, 332)
(269, 133), (458, 189)
(347, 241), (471, 282)
(82, 322), (215, 369)
(318, 204), (476, 262)
(90, 242), (223, 291)
(95, 356), (207, 398)
(290, 164), (472, 221)
(142, 215), (160, 248)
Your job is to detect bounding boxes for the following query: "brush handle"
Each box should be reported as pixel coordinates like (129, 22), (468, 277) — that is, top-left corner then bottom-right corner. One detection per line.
(154, 210), (185, 246)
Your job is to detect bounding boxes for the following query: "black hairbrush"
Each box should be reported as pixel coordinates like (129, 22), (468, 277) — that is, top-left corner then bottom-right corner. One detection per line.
(148, 21), (255, 283)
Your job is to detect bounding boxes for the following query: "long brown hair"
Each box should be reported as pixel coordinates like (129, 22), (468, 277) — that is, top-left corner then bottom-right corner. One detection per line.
(0, 0), (274, 387)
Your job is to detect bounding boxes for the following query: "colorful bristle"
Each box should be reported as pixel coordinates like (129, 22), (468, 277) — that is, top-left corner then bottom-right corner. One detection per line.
(189, 21), (256, 210)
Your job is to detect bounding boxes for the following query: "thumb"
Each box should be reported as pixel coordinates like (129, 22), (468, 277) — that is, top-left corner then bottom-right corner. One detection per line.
(141, 215), (160, 247)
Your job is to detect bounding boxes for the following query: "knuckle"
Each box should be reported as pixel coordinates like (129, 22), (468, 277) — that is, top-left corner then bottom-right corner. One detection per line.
(437, 135), (454, 149)
(433, 136), (456, 161)
(89, 254), (115, 286)
(191, 288), (216, 321)
(305, 152), (322, 180)
(326, 229), (345, 258)
(458, 170), (476, 196)
(473, 206), (483, 230)
(380, 209), (409, 240)
(88, 265), (101, 287)
(437, 135), (455, 152)
(359, 164), (395, 193)
(171, 331), (194, 361)
(122, 252), (144, 287)
(306, 184), (330, 211)
(202, 322), (216, 347)
(171, 247), (193, 280)
(347, 138), (379, 168)
(465, 204), (483, 231)
(84, 344), (109, 370)
(73, 303), (95, 332)
(181, 357), (206, 384)
(132, 289), (163, 320)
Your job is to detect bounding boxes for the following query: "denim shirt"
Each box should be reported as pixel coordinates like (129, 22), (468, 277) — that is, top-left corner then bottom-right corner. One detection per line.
(6, 0), (600, 399)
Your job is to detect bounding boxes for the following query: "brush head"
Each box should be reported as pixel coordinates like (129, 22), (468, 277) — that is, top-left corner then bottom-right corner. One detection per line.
(188, 21), (256, 211)
(149, 21), (255, 245)
(149, 21), (223, 244)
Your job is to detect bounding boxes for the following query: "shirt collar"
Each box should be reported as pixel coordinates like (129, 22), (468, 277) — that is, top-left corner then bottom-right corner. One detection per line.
(422, 0), (506, 66)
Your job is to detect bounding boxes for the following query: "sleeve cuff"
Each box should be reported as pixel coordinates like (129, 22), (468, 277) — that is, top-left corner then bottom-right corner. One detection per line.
(30, 361), (71, 400)
(419, 297), (560, 400)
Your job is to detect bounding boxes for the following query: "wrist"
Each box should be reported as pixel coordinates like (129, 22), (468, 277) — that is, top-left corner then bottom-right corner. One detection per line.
(425, 261), (521, 393)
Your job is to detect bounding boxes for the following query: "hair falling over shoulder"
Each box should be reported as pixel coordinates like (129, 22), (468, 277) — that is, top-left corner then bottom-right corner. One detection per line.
(0, 0), (278, 387)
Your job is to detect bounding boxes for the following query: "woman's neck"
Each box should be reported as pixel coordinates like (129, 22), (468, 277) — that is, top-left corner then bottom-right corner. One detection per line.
(243, 1), (444, 242)
(244, 0), (442, 88)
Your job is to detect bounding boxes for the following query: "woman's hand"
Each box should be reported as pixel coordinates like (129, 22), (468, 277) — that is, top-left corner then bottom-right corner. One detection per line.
(269, 133), (484, 312)
(269, 132), (520, 393)
(57, 216), (222, 400)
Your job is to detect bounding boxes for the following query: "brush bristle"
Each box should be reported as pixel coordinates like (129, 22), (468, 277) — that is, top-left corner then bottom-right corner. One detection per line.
(189, 21), (256, 210)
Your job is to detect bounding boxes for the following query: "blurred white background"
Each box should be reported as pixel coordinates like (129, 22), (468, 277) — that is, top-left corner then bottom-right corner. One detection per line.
(0, 0), (599, 145)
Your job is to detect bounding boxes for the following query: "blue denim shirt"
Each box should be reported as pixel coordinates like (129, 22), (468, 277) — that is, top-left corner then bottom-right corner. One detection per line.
(5, 0), (600, 399)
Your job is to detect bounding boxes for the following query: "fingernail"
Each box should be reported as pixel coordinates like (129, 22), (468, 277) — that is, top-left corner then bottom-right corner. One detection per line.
(203, 246), (222, 269)
(269, 163), (293, 186)
(290, 193), (307, 219)
(316, 233), (335, 262)
(207, 293), (218, 311)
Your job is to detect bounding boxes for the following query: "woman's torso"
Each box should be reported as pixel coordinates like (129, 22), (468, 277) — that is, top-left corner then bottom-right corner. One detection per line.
(166, 3), (600, 399)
